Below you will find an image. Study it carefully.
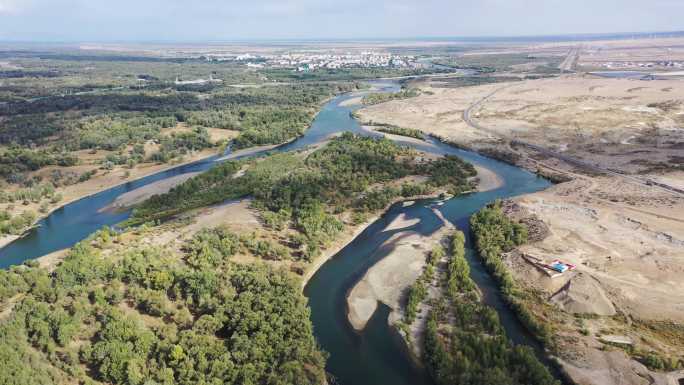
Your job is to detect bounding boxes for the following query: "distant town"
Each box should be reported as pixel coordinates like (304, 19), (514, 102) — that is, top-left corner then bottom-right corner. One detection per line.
(201, 52), (425, 72)
(594, 60), (684, 70)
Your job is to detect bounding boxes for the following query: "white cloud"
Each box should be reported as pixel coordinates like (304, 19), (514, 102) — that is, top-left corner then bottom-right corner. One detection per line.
(0, 0), (30, 14)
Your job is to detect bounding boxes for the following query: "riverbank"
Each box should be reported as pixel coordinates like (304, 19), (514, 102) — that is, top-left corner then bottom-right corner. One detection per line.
(0, 235), (18, 250)
(473, 164), (503, 191)
(0, 147), (219, 249)
(102, 143), (290, 211)
(0, 86), (349, 255)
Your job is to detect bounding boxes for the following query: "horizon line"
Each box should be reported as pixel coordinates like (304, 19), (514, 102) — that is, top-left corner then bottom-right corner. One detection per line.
(1, 29), (683, 46)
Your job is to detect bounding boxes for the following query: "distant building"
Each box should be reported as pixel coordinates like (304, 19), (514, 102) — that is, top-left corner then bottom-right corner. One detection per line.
(174, 74), (223, 85)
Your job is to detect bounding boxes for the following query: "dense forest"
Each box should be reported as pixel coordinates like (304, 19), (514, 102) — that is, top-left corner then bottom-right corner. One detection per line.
(0, 226), (327, 385)
(132, 134), (477, 261)
(421, 231), (559, 385)
(0, 53), (360, 186)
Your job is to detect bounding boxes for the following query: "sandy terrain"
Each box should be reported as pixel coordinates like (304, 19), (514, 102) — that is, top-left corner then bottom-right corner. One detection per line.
(506, 177), (684, 322)
(135, 199), (265, 266)
(103, 172), (200, 210)
(339, 96), (363, 107)
(206, 128), (239, 142)
(359, 75), (684, 175)
(346, 210), (451, 331)
(558, 350), (682, 385)
(474, 76), (684, 173)
(162, 123), (238, 142)
(182, 199), (261, 235)
(357, 85), (499, 146)
(473, 165), (503, 192)
(357, 73), (684, 383)
(36, 248), (69, 271)
(0, 235), (18, 250)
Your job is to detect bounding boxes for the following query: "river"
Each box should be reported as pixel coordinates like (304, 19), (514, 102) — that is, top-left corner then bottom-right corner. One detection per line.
(0, 81), (553, 385)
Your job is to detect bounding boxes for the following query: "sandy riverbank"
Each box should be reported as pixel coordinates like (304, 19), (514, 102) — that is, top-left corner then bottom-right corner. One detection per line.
(300, 214), (379, 289)
(343, 203), (462, 370)
(0, 235), (19, 250)
(102, 172), (201, 211)
(346, 200), (456, 330)
(339, 96), (363, 107)
(102, 141), (305, 212)
(2, 140), (296, 253)
(473, 165), (503, 192)
(36, 248), (69, 271)
(215, 143), (284, 161)
(48, 149), (219, 214)
(346, 214), (450, 331)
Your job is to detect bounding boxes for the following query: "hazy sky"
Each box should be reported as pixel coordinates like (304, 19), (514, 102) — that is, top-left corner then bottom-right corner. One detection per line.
(0, 0), (682, 41)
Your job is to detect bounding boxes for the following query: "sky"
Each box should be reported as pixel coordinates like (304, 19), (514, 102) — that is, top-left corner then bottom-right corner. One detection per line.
(0, 0), (682, 42)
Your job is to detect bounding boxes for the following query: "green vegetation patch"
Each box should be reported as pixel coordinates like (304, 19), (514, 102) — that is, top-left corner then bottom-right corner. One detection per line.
(374, 125), (425, 140)
(423, 231), (559, 385)
(132, 133), (476, 261)
(470, 201), (554, 346)
(404, 245), (443, 324)
(361, 88), (419, 105)
(0, 228), (327, 385)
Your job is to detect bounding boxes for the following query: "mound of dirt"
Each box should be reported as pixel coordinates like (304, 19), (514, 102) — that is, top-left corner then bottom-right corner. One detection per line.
(559, 349), (674, 385)
(550, 273), (616, 316)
